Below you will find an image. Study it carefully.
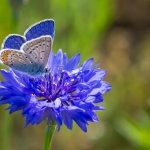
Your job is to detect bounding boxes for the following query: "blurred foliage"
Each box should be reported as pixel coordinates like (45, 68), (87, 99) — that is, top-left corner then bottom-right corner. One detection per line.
(115, 111), (150, 150)
(0, 0), (150, 150)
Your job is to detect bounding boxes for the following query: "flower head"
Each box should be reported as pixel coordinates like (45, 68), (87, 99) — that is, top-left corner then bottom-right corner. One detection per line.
(0, 19), (111, 132)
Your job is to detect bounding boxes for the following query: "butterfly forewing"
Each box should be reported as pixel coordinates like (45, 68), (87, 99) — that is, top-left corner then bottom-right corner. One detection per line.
(24, 19), (55, 41)
(22, 35), (52, 69)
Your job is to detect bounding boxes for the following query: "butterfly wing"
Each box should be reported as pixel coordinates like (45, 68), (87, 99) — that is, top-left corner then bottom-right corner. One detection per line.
(0, 36), (52, 76)
(21, 35), (52, 69)
(1, 34), (25, 50)
(0, 20), (54, 76)
(24, 19), (55, 41)
(0, 50), (39, 74)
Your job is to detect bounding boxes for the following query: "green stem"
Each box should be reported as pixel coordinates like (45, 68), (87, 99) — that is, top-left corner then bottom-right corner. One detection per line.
(43, 120), (57, 150)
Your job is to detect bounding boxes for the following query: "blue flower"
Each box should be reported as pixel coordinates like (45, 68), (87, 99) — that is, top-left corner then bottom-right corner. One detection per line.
(0, 20), (112, 132)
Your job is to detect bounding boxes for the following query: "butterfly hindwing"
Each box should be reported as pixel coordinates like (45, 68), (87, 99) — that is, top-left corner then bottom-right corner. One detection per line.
(0, 50), (39, 74)
(21, 35), (52, 69)
(24, 19), (55, 41)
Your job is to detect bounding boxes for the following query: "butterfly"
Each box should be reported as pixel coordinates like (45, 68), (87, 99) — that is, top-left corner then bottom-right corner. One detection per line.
(0, 19), (54, 76)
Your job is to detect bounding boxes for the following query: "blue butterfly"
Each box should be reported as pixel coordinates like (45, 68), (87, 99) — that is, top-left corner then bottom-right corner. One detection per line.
(0, 19), (54, 76)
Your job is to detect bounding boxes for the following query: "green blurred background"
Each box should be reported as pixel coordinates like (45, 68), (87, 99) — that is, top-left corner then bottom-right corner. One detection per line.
(0, 0), (150, 150)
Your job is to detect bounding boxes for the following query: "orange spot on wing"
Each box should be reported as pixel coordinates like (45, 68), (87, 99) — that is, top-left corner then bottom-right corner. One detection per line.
(1, 51), (12, 65)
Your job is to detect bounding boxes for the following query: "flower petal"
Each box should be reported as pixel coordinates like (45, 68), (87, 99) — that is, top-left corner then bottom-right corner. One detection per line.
(64, 53), (80, 71)
(81, 58), (94, 71)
